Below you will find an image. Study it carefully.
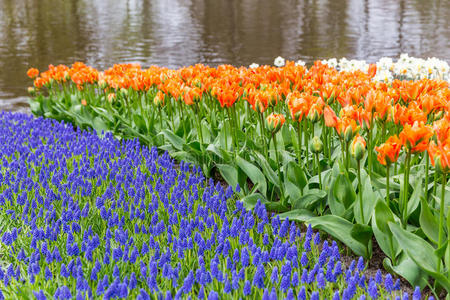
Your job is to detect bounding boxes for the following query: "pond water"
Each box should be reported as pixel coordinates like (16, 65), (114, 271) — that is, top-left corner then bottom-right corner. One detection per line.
(0, 0), (449, 112)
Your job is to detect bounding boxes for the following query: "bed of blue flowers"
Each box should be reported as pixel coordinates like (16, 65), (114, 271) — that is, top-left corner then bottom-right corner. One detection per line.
(0, 112), (429, 299)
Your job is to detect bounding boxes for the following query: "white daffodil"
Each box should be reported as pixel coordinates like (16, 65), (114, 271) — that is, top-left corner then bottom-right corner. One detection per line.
(295, 60), (306, 67)
(274, 56), (286, 67)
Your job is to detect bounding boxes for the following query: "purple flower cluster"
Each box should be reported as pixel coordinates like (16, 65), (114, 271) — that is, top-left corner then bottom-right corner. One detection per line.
(0, 113), (426, 299)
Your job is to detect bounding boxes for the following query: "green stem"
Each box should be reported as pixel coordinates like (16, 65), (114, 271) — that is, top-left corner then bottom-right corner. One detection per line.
(178, 100), (186, 136)
(259, 113), (267, 159)
(433, 169), (438, 209)
(158, 107), (163, 145)
(447, 206), (450, 281)
(345, 141), (350, 170)
(437, 172), (447, 274)
(226, 108), (235, 154)
(305, 122), (310, 169)
(402, 151), (411, 228)
(296, 121), (303, 167)
(357, 160), (364, 224)
(316, 152), (322, 190)
(303, 121), (308, 165)
(231, 105), (239, 152)
(194, 105), (204, 145)
(386, 164), (390, 208)
(272, 133), (285, 206)
(169, 98), (175, 130)
(368, 127), (373, 177)
(321, 119), (328, 160)
(425, 153), (429, 201)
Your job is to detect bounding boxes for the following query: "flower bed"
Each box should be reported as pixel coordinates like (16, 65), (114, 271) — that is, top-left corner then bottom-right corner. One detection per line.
(0, 112), (421, 299)
(26, 57), (450, 295)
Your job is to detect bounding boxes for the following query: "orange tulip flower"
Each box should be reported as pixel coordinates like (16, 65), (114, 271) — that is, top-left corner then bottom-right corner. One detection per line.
(375, 135), (402, 165)
(266, 113), (286, 134)
(336, 118), (360, 142)
(324, 106), (339, 128)
(27, 68), (39, 79)
(428, 140), (450, 173)
(433, 115), (450, 143)
(399, 121), (433, 153)
(367, 64), (377, 78)
(154, 91), (165, 107)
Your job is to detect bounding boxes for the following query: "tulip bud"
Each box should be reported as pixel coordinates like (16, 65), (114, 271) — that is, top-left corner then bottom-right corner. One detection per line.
(326, 94), (335, 105)
(107, 93), (116, 102)
(268, 95), (277, 107)
(344, 125), (355, 143)
(255, 99), (265, 113)
(434, 155), (444, 174)
(27, 87), (36, 96)
(153, 91), (164, 107)
(434, 110), (444, 121)
(81, 99), (87, 106)
(120, 88), (128, 97)
(309, 136), (323, 154)
(266, 113), (286, 134)
(294, 110), (303, 122)
(351, 136), (366, 161)
(98, 80), (107, 90)
(307, 107), (320, 123)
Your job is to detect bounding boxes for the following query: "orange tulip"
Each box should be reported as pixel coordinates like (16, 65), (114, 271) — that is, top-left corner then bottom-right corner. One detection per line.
(107, 93), (116, 102)
(154, 91), (165, 107)
(336, 118), (360, 142)
(399, 121), (433, 153)
(27, 68), (39, 79)
(324, 106), (339, 128)
(433, 115), (450, 143)
(367, 64), (377, 78)
(428, 140), (450, 173)
(266, 113), (286, 134)
(375, 135), (402, 165)
(307, 100), (324, 123)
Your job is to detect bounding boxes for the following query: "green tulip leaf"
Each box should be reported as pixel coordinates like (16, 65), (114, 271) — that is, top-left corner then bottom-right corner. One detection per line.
(389, 221), (450, 291)
(419, 196), (439, 245)
(241, 193), (268, 210)
(158, 129), (184, 151)
(216, 164), (239, 191)
(277, 209), (316, 222)
(383, 255), (428, 289)
(354, 169), (376, 225)
(307, 215), (370, 258)
(372, 200), (398, 260)
(236, 156), (267, 196)
(291, 189), (327, 210)
(254, 152), (279, 187)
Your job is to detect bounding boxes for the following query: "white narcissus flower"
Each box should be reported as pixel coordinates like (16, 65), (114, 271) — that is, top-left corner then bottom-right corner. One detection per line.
(323, 58), (338, 68)
(295, 60), (306, 67)
(249, 63), (259, 69)
(274, 56), (285, 67)
(373, 70), (393, 83)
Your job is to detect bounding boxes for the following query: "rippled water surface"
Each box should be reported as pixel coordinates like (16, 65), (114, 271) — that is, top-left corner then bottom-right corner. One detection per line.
(0, 0), (449, 112)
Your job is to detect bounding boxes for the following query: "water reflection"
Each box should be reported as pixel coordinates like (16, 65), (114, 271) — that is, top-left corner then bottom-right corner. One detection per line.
(0, 0), (448, 112)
